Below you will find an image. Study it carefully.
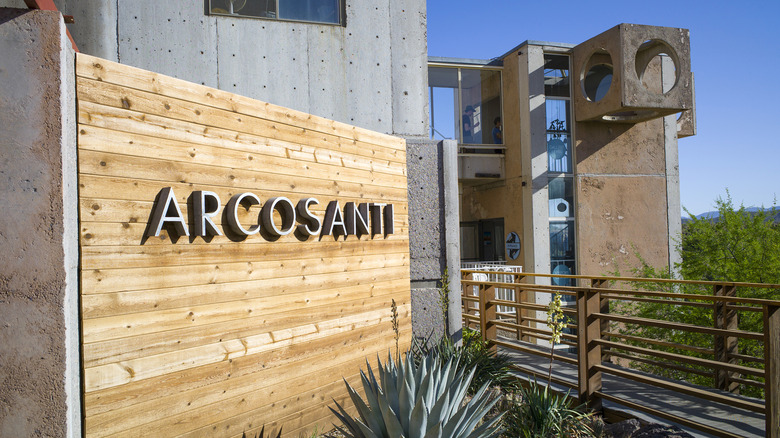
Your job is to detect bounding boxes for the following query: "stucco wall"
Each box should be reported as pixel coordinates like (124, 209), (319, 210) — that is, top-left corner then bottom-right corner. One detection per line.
(53, 0), (429, 138)
(0, 8), (79, 437)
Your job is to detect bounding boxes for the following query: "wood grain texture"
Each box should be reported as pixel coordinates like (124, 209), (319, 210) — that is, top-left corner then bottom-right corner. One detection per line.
(76, 53), (411, 438)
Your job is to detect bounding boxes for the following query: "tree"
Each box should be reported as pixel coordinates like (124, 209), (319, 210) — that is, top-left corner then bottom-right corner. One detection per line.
(679, 193), (780, 289)
(611, 193), (780, 398)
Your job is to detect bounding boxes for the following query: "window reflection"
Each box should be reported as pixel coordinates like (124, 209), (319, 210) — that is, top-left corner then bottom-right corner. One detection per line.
(428, 66), (502, 146)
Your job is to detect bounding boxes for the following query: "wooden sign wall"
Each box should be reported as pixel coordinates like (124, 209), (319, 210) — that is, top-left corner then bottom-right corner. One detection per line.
(76, 53), (411, 437)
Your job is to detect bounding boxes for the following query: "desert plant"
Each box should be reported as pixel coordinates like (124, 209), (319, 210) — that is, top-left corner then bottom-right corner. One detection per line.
(241, 425), (282, 438)
(411, 328), (518, 395)
(330, 350), (504, 438)
(503, 381), (595, 438)
(546, 293), (570, 384)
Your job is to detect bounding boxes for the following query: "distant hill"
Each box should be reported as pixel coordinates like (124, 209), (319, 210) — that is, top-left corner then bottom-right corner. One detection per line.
(682, 206), (780, 224)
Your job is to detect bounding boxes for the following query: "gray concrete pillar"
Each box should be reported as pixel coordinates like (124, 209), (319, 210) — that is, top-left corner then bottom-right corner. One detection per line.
(406, 138), (462, 344)
(0, 8), (80, 437)
(441, 139), (462, 343)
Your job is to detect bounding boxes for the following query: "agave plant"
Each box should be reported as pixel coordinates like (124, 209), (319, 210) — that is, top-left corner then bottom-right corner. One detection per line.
(241, 425), (282, 438)
(330, 351), (504, 438)
(412, 329), (518, 395)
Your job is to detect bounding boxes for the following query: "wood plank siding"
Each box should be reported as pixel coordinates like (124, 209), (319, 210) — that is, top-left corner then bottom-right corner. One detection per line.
(76, 53), (411, 438)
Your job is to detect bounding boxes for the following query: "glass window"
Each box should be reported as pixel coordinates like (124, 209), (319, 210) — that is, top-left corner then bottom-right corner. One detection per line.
(544, 54), (570, 98)
(428, 67), (459, 141)
(209, 0), (343, 25)
(546, 99), (572, 173)
(548, 177), (574, 218)
(428, 66), (502, 146)
(460, 69), (502, 145)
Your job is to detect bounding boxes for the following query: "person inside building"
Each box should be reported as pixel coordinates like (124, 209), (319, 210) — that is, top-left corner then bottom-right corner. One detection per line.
(492, 117), (502, 144)
(462, 105), (479, 144)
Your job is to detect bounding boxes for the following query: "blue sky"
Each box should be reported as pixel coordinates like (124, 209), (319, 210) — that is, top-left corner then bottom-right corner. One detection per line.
(427, 0), (780, 216)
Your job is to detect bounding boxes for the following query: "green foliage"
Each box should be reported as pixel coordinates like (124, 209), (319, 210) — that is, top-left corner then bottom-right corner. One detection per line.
(439, 268), (451, 327)
(680, 193), (780, 287)
(330, 350), (504, 438)
(391, 298), (400, 357)
(545, 293), (570, 384)
(610, 193), (779, 398)
(241, 425), (282, 438)
(412, 328), (519, 395)
(502, 381), (596, 438)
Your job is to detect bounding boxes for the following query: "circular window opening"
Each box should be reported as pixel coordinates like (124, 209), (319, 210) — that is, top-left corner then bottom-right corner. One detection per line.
(583, 64), (613, 102)
(581, 51), (613, 102)
(635, 39), (678, 94)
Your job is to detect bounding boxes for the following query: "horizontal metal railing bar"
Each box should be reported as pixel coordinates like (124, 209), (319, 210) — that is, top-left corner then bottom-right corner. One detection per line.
(461, 269), (780, 291)
(466, 279), (776, 307)
(596, 339), (765, 378)
(605, 351), (714, 378)
(729, 352), (765, 364)
(601, 331), (714, 356)
(508, 363), (577, 390)
(601, 294), (714, 309)
(524, 315), (578, 330)
(593, 313), (765, 341)
(729, 376), (764, 389)
(492, 338), (579, 366)
(595, 391), (746, 438)
(492, 319), (578, 342)
(593, 364), (765, 413)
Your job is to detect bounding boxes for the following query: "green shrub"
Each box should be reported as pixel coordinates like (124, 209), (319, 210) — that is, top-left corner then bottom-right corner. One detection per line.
(330, 350), (504, 438)
(502, 381), (595, 438)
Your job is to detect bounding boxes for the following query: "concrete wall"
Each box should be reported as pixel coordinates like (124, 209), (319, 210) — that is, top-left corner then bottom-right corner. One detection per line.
(53, 0), (429, 138)
(407, 139), (461, 342)
(0, 9), (79, 437)
(574, 59), (674, 276)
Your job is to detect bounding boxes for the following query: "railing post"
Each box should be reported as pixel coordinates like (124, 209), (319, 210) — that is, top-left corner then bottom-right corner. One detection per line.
(514, 284), (525, 341)
(713, 283), (739, 393)
(765, 304), (780, 438)
(462, 271), (474, 329)
(577, 285), (603, 412)
(479, 282), (497, 353)
(591, 279), (610, 363)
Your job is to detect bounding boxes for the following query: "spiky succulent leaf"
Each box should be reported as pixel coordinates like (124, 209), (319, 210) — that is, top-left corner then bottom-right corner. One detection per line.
(331, 349), (502, 438)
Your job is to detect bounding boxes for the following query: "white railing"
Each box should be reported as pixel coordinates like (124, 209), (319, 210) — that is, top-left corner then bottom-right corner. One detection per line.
(461, 262), (522, 314)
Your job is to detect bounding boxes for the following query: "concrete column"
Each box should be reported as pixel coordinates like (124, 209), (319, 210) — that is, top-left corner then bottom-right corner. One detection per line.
(0, 8), (80, 437)
(518, 45), (551, 279)
(663, 56), (682, 275)
(441, 139), (462, 343)
(406, 139), (462, 343)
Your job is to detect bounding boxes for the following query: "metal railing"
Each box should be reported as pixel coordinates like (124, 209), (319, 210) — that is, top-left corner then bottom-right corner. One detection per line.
(461, 269), (780, 438)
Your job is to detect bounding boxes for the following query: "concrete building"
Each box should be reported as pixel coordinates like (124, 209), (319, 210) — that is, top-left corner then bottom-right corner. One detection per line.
(430, 25), (695, 290)
(0, 1), (695, 435)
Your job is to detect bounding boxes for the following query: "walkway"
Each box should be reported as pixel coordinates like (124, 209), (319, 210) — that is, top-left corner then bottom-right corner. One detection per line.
(498, 338), (765, 438)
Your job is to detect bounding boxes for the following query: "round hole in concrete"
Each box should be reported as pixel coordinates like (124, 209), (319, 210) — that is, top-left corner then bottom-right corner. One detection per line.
(635, 39), (678, 94)
(580, 50), (613, 102)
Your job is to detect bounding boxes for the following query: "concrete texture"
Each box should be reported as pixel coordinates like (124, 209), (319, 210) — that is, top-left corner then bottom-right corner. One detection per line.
(53, 0), (429, 138)
(520, 45), (552, 278)
(571, 24), (693, 123)
(0, 8), (80, 437)
(575, 175), (670, 275)
(406, 139), (461, 341)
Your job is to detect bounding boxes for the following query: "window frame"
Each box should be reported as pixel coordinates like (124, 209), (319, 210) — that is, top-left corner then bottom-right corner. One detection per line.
(207, 0), (346, 26)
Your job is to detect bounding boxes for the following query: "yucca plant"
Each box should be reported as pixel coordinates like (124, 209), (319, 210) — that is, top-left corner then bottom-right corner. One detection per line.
(330, 350), (504, 438)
